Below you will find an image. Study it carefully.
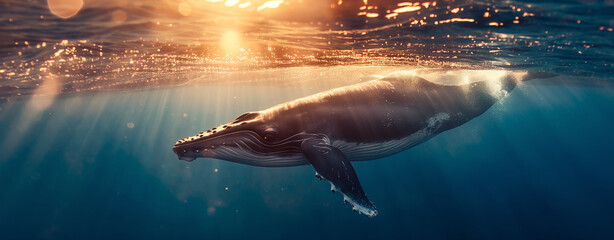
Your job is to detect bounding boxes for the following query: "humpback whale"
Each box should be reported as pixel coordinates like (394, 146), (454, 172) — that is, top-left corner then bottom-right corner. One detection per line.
(172, 71), (528, 217)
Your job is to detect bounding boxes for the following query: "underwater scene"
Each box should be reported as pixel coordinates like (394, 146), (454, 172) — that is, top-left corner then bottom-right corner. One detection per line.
(1, 0), (614, 239)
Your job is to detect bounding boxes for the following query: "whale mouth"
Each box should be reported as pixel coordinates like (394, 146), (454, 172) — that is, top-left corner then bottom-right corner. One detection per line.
(179, 156), (196, 161)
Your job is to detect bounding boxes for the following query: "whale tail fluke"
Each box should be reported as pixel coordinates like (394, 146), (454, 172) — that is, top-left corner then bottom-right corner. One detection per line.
(498, 71), (558, 94)
(301, 138), (378, 217)
(524, 71), (559, 82)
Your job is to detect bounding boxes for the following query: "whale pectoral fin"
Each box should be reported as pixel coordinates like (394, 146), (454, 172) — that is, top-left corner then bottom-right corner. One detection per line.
(301, 138), (378, 217)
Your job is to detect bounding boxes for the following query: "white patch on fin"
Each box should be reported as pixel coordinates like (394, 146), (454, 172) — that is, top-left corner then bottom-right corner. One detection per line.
(317, 174), (378, 218)
(330, 182), (339, 193)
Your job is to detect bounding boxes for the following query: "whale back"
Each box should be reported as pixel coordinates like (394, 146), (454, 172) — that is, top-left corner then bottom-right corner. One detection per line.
(257, 74), (517, 144)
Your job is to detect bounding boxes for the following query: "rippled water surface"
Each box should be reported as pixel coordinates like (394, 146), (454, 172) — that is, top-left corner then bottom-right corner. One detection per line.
(2, 0), (614, 101)
(1, 0), (614, 239)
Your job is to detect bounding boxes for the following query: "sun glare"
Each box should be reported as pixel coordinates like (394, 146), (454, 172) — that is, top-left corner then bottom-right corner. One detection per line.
(257, 0), (284, 11)
(47, 0), (84, 19)
(220, 30), (243, 54)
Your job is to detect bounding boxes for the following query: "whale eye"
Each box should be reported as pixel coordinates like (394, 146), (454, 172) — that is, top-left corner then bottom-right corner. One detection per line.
(263, 128), (277, 140)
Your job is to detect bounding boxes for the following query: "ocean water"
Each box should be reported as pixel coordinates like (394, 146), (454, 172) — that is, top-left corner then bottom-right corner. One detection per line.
(1, 0), (614, 239)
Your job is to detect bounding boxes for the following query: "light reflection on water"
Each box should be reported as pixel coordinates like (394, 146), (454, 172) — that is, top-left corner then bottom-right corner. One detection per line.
(2, 0), (613, 103)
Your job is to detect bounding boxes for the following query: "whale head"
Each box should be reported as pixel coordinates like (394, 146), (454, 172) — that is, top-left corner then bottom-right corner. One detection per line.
(172, 111), (312, 166)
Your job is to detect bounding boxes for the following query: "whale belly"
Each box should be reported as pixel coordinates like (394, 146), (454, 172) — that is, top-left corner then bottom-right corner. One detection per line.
(333, 130), (434, 161)
(332, 112), (452, 161)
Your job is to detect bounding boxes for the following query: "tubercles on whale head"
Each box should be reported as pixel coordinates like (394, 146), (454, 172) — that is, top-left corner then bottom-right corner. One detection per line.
(173, 112), (261, 147)
(172, 118), (255, 161)
(172, 111), (302, 164)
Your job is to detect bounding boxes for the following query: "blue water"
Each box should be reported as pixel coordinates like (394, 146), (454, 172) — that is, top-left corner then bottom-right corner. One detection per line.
(1, 77), (613, 239)
(2, 0), (614, 239)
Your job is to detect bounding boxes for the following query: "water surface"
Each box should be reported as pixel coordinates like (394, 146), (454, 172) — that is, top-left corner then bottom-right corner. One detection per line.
(1, 0), (614, 239)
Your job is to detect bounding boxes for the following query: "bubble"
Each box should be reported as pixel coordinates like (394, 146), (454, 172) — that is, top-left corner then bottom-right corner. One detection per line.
(207, 207), (216, 216)
(178, 2), (192, 16)
(47, 0), (84, 19)
(111, 10), (127, 23)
